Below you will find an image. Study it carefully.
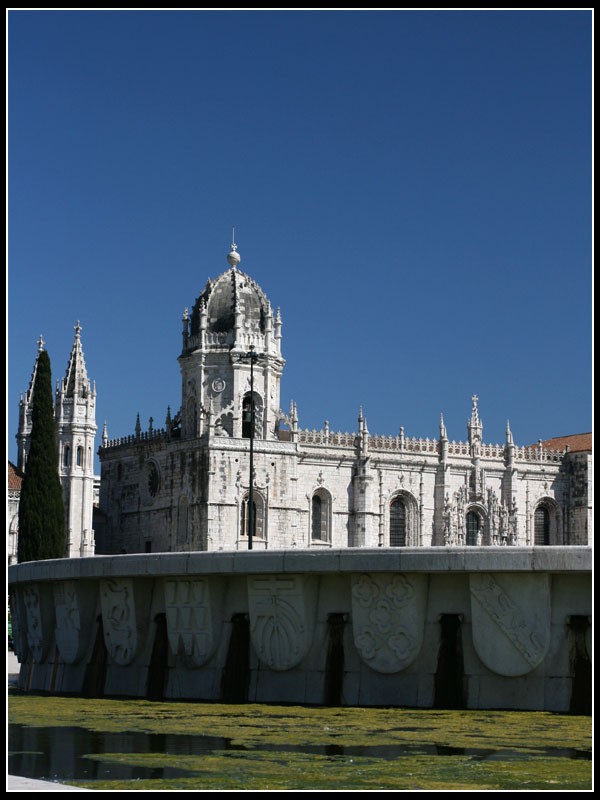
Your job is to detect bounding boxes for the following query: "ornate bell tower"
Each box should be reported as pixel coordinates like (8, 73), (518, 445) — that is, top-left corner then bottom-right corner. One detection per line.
(55, 322), (97, 557)
(178, 240), (285, 441)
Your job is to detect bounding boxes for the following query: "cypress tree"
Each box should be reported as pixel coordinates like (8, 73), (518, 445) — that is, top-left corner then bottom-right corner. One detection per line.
(17, 349), (66, 562)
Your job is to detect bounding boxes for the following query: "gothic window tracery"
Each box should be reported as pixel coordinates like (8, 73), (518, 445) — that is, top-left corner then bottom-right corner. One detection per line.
(241, 491), (266, 540)
(534, 505), (550, 546)
(390, 497), (407, 546)
(466, 510), (481, 546)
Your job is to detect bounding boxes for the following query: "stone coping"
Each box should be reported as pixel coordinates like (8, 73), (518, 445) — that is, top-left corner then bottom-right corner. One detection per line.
(8, 546), (591, 585)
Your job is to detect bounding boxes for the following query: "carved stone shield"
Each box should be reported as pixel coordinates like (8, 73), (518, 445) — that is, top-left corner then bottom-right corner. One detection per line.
(23, 583), (55, 663)
(351, 573), (427, 673)
(164, 578), (222, 667)
(470, 572), (551, 677)
(100, 578), (139, 666)
(248, 575), (316, 671)
(54, 580), (97, 664)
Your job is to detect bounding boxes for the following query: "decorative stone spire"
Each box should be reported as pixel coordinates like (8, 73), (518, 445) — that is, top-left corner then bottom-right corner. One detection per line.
(439, 413), (447, 440)
(62, 321), (91, 399)
(182, 307), (189, 350)
(505, 419), (516, 469)
(439, 413), (448, 463)
(102, 420), (108, 447)
(506, 419), (514, 445)
(467, 394), (483, 455)
(17, 336), (46, 469)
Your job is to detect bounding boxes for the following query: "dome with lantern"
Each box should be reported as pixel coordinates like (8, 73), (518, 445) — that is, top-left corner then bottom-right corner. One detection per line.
(189, 242), (271, 337)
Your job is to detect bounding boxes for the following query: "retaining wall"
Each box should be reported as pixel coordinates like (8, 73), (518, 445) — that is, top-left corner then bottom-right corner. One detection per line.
(8, 547), (592, 712)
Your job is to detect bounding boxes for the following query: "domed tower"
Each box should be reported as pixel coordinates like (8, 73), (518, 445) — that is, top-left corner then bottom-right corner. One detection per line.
(178, 240), (285, 440)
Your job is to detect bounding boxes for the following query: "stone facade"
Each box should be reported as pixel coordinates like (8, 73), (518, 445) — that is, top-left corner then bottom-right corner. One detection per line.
(97, 243), (592, 555)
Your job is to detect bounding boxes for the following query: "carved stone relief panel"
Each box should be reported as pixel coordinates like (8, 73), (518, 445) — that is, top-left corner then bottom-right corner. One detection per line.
(54, 580), (98, 664)
(351, 573), (428, 673)
(247, 575), (317, 671)
(469, 572), (550, 676)
(22, 583), (55, 663)
(100, 578), (140, 666)
(164, 577), (224, 667)
(9, 587), (29, 663)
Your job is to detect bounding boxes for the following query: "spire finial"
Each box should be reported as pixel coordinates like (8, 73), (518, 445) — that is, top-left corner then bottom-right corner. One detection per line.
(227, 228), (241, 267)
(37, 334), (45, 352)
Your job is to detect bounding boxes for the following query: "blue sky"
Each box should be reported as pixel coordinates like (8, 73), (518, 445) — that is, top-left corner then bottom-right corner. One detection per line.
(7, 9), (592, 472)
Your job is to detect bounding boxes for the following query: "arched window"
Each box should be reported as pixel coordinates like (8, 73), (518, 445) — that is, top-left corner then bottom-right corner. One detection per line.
(241, 492), (265, 540)
(534, 506), (550, 546)
(466, 511), (480, 546)
(63, 445), (71, 467)
(390, 497), (407, 547)
(242, 395), (253, 439)
(76, 446), (84, 467)
(311, 490), (331, 542)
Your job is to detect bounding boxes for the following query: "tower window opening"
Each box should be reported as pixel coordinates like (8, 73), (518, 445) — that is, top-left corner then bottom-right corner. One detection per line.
(242, 396), (253, 439)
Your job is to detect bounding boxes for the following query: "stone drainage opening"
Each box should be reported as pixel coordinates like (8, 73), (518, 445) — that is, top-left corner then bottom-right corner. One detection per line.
(221, 612), (250, 703)
(568, 615), (592, 715)
(147, 613), (169, 701)
(434, 614), (466, 710)
(82, 616), (108, 699)
(324, 612), (348, 706)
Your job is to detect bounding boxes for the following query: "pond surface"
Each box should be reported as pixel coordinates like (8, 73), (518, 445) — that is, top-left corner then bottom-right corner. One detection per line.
(8, 721), (591, 786)
(8, 694), (592, 790)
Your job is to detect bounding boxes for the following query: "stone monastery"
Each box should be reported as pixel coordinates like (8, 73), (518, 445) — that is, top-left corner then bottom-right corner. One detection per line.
(94, 242), (591, 555)
(15, 241), (592, 559)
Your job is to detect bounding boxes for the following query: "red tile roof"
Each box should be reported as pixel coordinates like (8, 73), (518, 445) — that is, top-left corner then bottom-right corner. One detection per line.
(8, 461), (24, 490)
(536, 433), (592, 453)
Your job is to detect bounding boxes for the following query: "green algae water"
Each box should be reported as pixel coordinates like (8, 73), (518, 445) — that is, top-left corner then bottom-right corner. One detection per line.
(8, 693), (592, 791)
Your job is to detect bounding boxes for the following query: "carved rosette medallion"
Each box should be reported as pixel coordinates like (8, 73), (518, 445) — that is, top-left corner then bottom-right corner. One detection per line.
(351, 573), (427, 673)
(248, 575), (316, 671)
(100, 578), (138, 666)
(164, 578), (221, 667)
(23, 584), (55, 663)
(469, 573), (550, 676)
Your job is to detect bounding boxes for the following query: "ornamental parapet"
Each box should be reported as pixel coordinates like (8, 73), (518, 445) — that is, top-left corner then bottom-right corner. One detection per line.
(297, 428), (567, 464)
(103, 428), (168, 450)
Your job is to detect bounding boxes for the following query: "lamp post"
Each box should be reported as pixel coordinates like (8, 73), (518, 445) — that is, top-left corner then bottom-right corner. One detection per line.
(237, 345), (266, 550)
